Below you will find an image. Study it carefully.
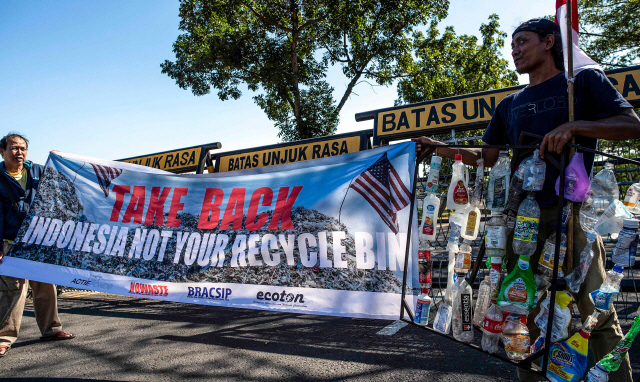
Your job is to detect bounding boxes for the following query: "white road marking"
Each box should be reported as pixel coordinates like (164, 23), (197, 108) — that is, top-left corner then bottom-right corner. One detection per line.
(376, 320), (408, 335)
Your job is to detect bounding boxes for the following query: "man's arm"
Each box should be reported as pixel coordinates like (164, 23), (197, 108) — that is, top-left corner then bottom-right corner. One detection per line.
(540, 108), (640, 158)
(411, 137), (501, 167)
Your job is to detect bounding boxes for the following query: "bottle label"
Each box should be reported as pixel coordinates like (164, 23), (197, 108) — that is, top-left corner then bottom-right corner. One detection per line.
(506, 277), (529, 303)
(453, 180), (469, 204)
(540, 242), (567, 271)
(623, 188), (639, 207)
(434, 304), (451, 332)
(415, 299), (431, 325)
(502, 333), (531, 355)
(422, 216), (435, 235)
(514, 216), (539, 242)
(461, 293), (472, 331)
(455, 251), (471, 271)
(590, 289), (619, 311)
(483, 315), (502, 334)
(485, 226), (507, 249)
(492, 177), (506, 208)
(465, 211), (478, 236)
(490, 266), (501, 296)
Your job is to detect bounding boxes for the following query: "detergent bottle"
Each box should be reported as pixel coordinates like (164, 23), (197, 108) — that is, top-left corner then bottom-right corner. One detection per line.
(546, 329), (590, 382)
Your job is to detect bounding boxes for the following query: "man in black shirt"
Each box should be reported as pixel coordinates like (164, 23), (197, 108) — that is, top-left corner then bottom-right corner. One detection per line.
(414, 19), (640, 381)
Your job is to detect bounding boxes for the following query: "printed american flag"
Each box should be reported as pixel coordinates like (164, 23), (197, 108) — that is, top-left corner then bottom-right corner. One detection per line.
(350, 153), (412, 234)
(91, 163), (123, 197)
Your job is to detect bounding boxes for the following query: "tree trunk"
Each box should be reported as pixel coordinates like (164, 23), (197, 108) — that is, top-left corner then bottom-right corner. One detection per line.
(336, 70), (363, 114)
(290, 1), (304, 138)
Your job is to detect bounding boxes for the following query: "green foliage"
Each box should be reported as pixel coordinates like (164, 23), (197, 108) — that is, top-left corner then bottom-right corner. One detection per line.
(395, 14), (518, 105)
(579, 0), (640, 69)
(162, 0), (448, 141)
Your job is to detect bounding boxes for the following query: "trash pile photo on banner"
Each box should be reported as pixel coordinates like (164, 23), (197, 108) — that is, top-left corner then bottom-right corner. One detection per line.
(0, 143), (419, 319)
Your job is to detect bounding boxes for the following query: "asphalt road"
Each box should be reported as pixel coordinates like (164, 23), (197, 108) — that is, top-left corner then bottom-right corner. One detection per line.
(0, 292), (523, 381)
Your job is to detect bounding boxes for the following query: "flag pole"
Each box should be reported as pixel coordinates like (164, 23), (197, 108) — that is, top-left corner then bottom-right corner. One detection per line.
(566, 0), (576, 274)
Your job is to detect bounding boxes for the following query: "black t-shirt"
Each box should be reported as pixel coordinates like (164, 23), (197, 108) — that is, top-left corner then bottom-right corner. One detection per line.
(482, 69), (632, 207)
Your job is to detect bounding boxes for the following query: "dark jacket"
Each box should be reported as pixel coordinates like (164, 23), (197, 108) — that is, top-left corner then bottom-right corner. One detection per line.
(0, 160), (43, 242)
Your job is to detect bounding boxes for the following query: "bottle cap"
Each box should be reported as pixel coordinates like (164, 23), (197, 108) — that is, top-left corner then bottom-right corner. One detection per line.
(555, 291), (573, 308)
(579, 329), (591, 339)
(622, 218), (639, 229)
(455, 154), (462, 161)
(604, 162), (615, 170)
(613, 264), (624, 273)
(421, 288), (429, 295)
(491, 255), (503, 264)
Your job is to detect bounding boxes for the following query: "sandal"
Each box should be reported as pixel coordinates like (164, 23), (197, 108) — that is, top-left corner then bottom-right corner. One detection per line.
(0, 345), (9, 357)
(40, 330), (75, 341)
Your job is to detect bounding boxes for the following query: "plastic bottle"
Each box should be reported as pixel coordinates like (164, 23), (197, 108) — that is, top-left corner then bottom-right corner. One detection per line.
(414, 288), (432, 326)
(531, 291), (573, 353)
(452, 275), (474, 343)
(513, 192), (540, 256)
(590, 162), (620, 202)
(590, 265), (624, 312)
(506, 160), (527, 232)
(472, 158), (485, 206)
(447, 154), (470, 210)
(565, 232), (597, 293)
(454, 239), (472, 273)
(460, 202), (481, 241)
(487, 150), (510, 212)
(611, 218), (638, 267)
(473, 276), (492, 327)
(485, 213), (507, 250)
(418, 241), (432, 289)
(538, 225), (567, 277)
(523, 149), (546, 191)
(586, 363), (609, 382)
(420, 193), (441, 241)
(433, 300), (452, 334)
(426, 155), (442, 194)
(547, 329), (590, 382)
(447, 213), (464, 249)
(598, 315), (640, 372)
(555, 152), (591, 202)
(594, 200), (633, 240)
(498, 255), (536, 315)
(481, 300), (502, 354)
(502, 314), (530, 361)
(489, 255), (503, 299)
(622, 181), (640, 209)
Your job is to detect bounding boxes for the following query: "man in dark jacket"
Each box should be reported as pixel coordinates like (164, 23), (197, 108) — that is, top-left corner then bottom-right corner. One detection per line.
(0, 133), (73, 358)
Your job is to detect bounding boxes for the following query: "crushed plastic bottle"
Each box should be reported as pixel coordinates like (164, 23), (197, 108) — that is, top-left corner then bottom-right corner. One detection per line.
(555, 152), (591, 202)
(487, 150), (510, 212)
(502, 314), (530, 361)
(586, 363), (609, 382)
(531, 291), (573, 353)
(590, 162), (620, 202)
(506, 160), (528, 232)
(420, 193), (441, 241)
(481, 300), (503, 354)
(448, 213), (464, 249)
(454, 239), (472, 273)
(611, 218), (638, 267)
(590, 265), (624, 312)
(447, 154), (470, 210)
(426, 155), (442, 194)
(485, 213), (507, 250)
(594, 200), (633, 240)
(498, 255), (536, 315)
(523, 149), (546, 191)
(513, 192), (540, 256)
(471, 158), (485, 205)
(473, 276), (492, 327)
(414, 287), (432, 326)
(598, 315), (640, 372)
(565, 232), (596, 293)
(433, 300), (452, 334)
(452, 275), (474, 343)
(538, 225), (567, 278)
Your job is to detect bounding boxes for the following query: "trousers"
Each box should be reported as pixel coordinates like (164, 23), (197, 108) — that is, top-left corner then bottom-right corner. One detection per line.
(0, 242), (62, 346)
(508, 206), (633, 382)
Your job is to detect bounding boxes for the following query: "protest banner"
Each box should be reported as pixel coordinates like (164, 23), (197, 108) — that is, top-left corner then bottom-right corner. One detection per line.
(0, 144), (419, 319)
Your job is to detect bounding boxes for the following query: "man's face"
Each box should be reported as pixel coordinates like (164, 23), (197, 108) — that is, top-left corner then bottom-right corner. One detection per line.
(511, 31), (551, 74)
(0, 137), (28, 168)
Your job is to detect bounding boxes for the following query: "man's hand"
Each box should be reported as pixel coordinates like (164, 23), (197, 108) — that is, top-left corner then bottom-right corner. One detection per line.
(411, 136), (443, 159)
(540, 122), (575, 158)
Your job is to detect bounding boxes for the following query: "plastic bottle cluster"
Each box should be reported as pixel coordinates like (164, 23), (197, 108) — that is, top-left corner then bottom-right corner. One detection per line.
(415, 149), (640, 382)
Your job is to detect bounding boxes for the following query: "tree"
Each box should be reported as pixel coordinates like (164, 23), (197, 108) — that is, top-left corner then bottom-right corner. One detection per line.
(395, 14), (518, 105)
(161, 0), (448, 142)
(579, 0), (640, 69)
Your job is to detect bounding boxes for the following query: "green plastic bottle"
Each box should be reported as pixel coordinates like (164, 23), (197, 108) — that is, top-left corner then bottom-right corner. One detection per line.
(497, 255), (536, 315)
(599, 316), (640, 372)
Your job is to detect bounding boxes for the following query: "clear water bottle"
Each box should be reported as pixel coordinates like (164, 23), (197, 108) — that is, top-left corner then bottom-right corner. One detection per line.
(586, 363), (609, 382)
(481, 300), (503, 354)
(487, 150), (510, 212)
(473, 276), (492, 327)
(448, 213), (464, 249)
(506, 161), (527, 232)
(502, 314), (530, 360)
(591, 162), (620, 202)
(485, 213), (507, 250)
(454, 239), (472, 273)
(612, 218), (639, 267)
(513, 192), (540, 256)
(523, 149), (546, 191)
(565, 232), (597, 293)
(594, 200), (633, 240)
(590, 265), (624, 312)
(471, 158), (485, 205)
(538, 225), (567, 277)
(452, 274), (474, 343)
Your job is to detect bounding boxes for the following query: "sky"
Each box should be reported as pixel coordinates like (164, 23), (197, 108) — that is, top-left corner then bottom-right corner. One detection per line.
(0, 1), (552, 165)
